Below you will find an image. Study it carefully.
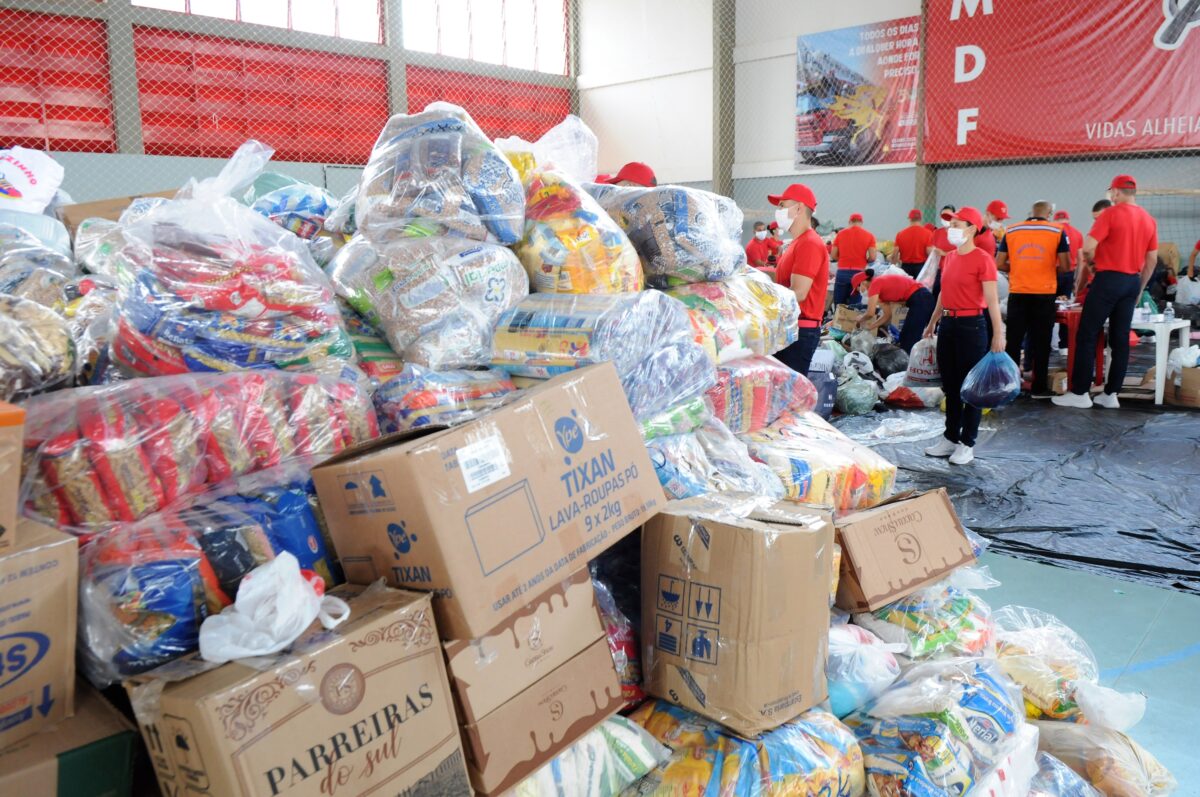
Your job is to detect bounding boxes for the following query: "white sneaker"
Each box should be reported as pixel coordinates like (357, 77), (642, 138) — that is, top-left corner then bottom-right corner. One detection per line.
(924, 438), (958, 458)
(1093, 392), (1120, 409)
(1052, 392), (1093, 408)
(949, 444), (974, 465)
(1058, 348), (1069, 356)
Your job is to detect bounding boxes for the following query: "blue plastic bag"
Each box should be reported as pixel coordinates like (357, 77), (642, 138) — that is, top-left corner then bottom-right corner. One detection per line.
(961, 351), (1021, 408)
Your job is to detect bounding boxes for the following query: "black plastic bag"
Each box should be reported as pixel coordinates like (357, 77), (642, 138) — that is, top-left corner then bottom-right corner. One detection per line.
(872, 343), (909, 378)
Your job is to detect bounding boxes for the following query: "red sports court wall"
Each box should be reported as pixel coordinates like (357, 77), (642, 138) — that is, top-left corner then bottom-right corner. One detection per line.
(406, 64), (570, 142)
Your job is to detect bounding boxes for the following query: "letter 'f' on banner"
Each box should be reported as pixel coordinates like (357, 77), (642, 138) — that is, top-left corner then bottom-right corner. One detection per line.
(958, 108), (979, 145)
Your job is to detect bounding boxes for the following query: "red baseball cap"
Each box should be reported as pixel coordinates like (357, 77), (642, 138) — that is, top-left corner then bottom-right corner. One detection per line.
(595, 173), (612, 183)
(1110, 174), (1137, 190)
(908, 209), (922, 221)
(1053, 210), (1070, 221)
(768, 183), (818, 211)
(986, 200), (1009, 220)
(767, 221), (779, 231)
(950, 206), (984, 229)
(610, 162), (657, 187)
(851, 272), (869, 293)
(849, 213), (863, 223)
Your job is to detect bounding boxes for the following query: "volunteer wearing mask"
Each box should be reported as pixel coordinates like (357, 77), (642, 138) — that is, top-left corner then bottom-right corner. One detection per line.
(996, 201), (1070, 399)
(746, 221), (771, 270)
(770, 184), (827, 375)
(928, 204), (959, 301)
(830, 213), (878, 306)
(1054, 175), (1158, 410)
(852, 270), (935, 354)
(602, 162), (657, 187)
(923, 207), (1006, 466)
(893, 209), (934, 279)
(765, 221), (785, 264)
(975, 199), (1009, 257)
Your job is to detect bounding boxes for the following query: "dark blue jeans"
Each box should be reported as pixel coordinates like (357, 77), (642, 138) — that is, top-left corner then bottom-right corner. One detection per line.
(937, 315), (988, 447)
(1070, 271), (1140, 396)
(834, 269), (863, 307)
(1057, 271), (1075, 349)
(776, 325), (822, 376)
(898, 287), (935, 354)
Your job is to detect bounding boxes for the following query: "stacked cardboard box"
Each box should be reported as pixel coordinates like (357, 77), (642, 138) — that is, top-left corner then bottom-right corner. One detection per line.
(313, 363), (665, 792)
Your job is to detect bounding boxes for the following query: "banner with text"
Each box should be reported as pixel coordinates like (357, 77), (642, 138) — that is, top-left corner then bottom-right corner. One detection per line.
(794, 18), (920, 170)
(924, 0), (1200, 163)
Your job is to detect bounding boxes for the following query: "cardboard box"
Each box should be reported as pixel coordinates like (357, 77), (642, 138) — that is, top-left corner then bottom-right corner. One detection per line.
(0, 519), (78, 750)
(1142, 366), (1200, 407)
(312, 363), (665, 640)
(126, 586), (471, 797)
(1050, 369), (1069, 396)
(831, 304), (860, 333)
(461, 637), (622, 794)
(444, 570), (603, 726)
(59, 189), (177, 236)
(0, 682), (136, 796)
(0, 402), (24, 552)
(834, 489), (976, 613)
(641, 497), (833, 738)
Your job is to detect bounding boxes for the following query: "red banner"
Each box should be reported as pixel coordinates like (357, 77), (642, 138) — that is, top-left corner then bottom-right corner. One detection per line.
(923, 0), (1200, 163)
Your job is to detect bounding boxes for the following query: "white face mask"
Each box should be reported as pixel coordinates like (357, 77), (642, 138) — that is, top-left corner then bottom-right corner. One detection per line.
(989, 220), (1003, 231)
(755, 230), (768, 240)
(940, 217), (952, 228)
(947, 228), (967, 247)
(775, 207), (793, 231)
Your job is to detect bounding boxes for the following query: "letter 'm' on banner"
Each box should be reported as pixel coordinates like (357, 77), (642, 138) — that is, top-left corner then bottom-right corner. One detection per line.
(951, 0), (994, 20)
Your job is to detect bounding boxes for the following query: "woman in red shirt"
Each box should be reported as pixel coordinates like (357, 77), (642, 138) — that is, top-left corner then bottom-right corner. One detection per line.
(922, 207), (1006, 466)
(851, 270), (935, 354)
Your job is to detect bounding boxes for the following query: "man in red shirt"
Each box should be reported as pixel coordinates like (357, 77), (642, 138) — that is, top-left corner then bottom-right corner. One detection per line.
(1054, 175), (1159, 410)
(830, 213), (877, 306)
(973, 199), (1009, 257)
(1053, 209), (1084, 351)
(769, 183), (827, 376)
(745, 221), (771, 270)
(893, 209), (934, 279)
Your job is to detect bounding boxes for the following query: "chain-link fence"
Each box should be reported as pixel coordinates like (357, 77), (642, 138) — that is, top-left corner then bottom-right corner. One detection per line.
(1, 0), (578, 199)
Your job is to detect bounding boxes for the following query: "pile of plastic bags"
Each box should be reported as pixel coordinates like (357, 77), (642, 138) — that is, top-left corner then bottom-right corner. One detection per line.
(646, 416), (785, 500)
(21, 369), (378, 534)
(853, 574), (995, 661)
(705, 354), (817, 435)
(373, 363), (516, 434)
(0, 210), (76, 309)
(666, 273), (799, 363)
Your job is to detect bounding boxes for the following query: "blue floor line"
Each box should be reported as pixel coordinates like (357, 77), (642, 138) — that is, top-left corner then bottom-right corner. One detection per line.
(1100, 640), (1200, 679)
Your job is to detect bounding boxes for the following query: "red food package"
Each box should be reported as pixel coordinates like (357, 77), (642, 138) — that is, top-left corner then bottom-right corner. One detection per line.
(78, 395), (167, 522)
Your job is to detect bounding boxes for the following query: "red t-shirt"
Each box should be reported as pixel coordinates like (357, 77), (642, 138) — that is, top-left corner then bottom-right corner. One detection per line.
(832, 226), (877, 270)
(765, 237), (784, 256)
(1062, 223), (1083, 270)
(974, 229), (997, 257)
(895, 226), (934, 263)
(869, 274), (922, 304)
(931, 226), (953, 254)
(745, 237), (771, 267)
(1089, 204), (1158, 274)
(941, 248), (998, 311)
(776, 229), (829, 322)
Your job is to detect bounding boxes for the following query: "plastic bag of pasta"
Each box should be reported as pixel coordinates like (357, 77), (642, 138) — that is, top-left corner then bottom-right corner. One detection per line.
(374, 363), (517, 433)
(329, 234), (527, 370)
(1036, 723), (1176, 797)
(0, 293), (76, 400)
(21, 369), (379, 534)
(665, 273), (799, 362)
(491, 290), (694, 379)
(705, 354), (817, 434)
(355, 102), (525, 244)
(251, 181), (339, 240)
(587, 182), (746, 286)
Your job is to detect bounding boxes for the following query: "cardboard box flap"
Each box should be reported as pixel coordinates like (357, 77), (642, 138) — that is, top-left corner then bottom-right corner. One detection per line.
(661, 496), (831, 535)
(59, 189), (178, 235)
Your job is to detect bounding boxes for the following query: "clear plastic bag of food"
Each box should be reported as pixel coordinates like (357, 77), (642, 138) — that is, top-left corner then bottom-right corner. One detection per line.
(77, 463), (339, 686)
(509, 165), (643, 294)
(355, 102), (525, 244)
(340, 302), (405, 386)
(374, 363), (516, 434)
(491, 290), (693, 379)
(21, 368), (379, 534)
(495, 114), (599, 185)
(0, 294), (76, 400)
(853, 580), (994, 661)
(62, 276), (120, 386)
(645, 418), (783, 501)
(847, 658), (1024, 797)
(706, 354), (817, 434)
(323, 184), (359, 236)
(828, 624), (905, 719)
(742, 430), (858, 509)
(765, 410), (897, 509)
(251, 182), (339, 240)
(665, 273), (800, 362)
(74, 197), (172, 279)
(628, 700), (866, 797)
(508, 715), (668, 797)
(109, 144), (351, 377)
(329, 234), (528, 370)
(0, 210), (75, 308)
(1036, 723), (1176, 797)
(592, 575), (643, 709)
(587, 183), (747, 287)
(994, 605), (1145, 730)
(620, 340), (716, 431)
(1030, 752), (1104, 797)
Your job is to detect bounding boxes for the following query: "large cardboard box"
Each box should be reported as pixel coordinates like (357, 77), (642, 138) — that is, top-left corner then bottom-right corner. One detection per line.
(126, 586), (471, 797)
(312, 363), (665, 640)
(0, 402), (24, 552)
(641, 497), (833, 738)
(834, 489), (976, 613)
(831, 304), (860, 333)
(59, 189), (177, 236)
(443, 570), (603, 726)
(461, 637), (623, 794)
(0, 519), (78, 749)
(0, 682), (136, 796)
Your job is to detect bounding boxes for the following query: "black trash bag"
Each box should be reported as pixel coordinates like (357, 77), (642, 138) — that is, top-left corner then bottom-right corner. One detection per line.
(810, 370), (838, 419)
(872, 343), (909, 378)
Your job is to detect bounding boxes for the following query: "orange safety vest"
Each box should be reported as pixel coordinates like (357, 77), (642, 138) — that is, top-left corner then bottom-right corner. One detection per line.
(1004, 219), (1064, 294)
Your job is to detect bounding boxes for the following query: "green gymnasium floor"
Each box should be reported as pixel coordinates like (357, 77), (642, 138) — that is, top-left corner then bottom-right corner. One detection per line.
(982, 553), (1200, 789)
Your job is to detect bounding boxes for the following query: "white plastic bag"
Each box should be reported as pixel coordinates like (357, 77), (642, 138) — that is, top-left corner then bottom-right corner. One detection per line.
(1167, 344), (1199, 381)
(199, 552), (350, 663)
(827, 624), (904, 718)
(1175, 276), (1200, 306)
(0, 147), (65, 214)
(906, 336), (941, 386)
(916, 249), (941, 290)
